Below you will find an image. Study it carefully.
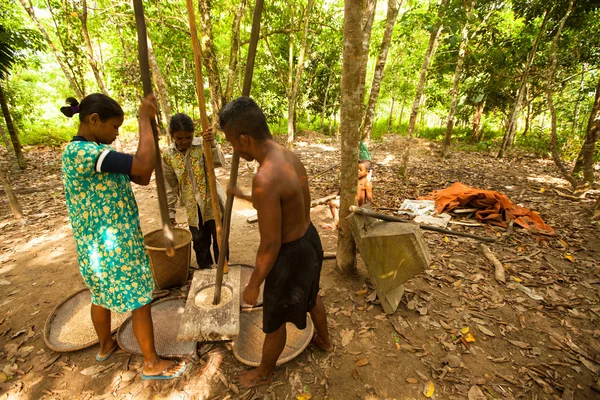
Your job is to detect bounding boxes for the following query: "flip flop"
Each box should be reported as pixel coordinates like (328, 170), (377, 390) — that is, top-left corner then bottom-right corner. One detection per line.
(95, 344), (119, 362)
(142, 361), (187, 381)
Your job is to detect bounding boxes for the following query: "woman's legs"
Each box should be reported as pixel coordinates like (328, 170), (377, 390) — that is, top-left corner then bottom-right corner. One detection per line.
(131, 303), (185, 377)
(90, 304), (118, 357)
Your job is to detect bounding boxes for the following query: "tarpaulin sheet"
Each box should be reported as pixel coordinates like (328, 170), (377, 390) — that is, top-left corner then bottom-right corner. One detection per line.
(422, 182), (555, 235)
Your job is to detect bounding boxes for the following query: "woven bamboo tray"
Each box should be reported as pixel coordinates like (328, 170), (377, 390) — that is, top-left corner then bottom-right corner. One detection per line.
(116, 297), (197, 359)
(233, 307), (314, 367)
(44, 288), (130, 352)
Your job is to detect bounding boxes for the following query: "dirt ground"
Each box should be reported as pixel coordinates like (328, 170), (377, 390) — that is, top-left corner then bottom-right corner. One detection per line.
(0, 134), (599, 400)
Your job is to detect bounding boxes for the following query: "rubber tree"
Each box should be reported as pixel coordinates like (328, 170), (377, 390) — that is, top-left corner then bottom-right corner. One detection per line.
(360, 0), (402, 145)
(0, 163), (23, 219)
(147, 35), (173, 131)
(547, 1), (577, 188)
(497, 9), (549, 158)
(77, 0), (108, 95)
(224, 0), (247, 102)
(441, 0), (476, 158)
(19, 0), (86, 99)
(398, 0), (448, 177)
(0, 83), (25, 169)
(286, 0), (315, 148)
(337, 0), (373, 275)
(198, 0), (225, 126)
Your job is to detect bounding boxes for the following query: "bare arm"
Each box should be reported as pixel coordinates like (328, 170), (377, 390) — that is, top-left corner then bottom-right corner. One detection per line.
(163, 157), (179, 224)
(366, 181), (373, 204)
(247, 172), (281, 291)
(130, 95), (157, 185)
(228, 185), (253, 203)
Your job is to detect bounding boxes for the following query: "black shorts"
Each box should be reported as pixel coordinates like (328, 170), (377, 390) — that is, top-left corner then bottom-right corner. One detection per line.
(263, 223), (323, 334)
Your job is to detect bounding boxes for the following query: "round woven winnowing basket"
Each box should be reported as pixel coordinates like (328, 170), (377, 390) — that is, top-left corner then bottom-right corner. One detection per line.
(233, 307), (314, 367)
(238, 264), (264, 308)
(116, 297), (196, 359)
(44, 288), (130, 352)
(144, 228), (192, 290)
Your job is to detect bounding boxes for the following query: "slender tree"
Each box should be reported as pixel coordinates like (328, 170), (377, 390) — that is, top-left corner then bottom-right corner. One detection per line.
(19, 0), (85, 99)
(497, 9), (549, 158)
(77, 0), (108, 95)
(547, 1), (576, 188)
(398, 0), (448, 177)
(361, 0), (402, 145)
(286, 0), (315, 147)
(198, 0), (224, 125)
(441, 0), (476, 157)
(224, 0), (247, 102)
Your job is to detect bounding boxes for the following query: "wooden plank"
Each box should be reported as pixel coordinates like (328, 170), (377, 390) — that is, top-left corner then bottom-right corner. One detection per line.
(177, 266), (241, 342)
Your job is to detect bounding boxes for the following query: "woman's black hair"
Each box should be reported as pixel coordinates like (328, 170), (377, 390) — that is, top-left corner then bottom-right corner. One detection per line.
(60, 93), (124, 122)
(169, 113), (195, 135)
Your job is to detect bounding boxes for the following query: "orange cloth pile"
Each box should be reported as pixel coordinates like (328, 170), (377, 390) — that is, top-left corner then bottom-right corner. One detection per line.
(423, 182), (555, 235)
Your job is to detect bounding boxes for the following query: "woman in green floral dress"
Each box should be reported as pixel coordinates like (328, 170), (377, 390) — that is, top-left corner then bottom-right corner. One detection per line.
(61, 93), (186, 380)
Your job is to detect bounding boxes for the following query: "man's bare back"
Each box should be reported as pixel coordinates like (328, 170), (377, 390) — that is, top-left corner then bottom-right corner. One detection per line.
(253, 143), (311, 243)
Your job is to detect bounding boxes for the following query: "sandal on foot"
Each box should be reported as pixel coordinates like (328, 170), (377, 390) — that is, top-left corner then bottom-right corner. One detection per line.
(96, 344), (119, 362)
(142, 361), (187, 381)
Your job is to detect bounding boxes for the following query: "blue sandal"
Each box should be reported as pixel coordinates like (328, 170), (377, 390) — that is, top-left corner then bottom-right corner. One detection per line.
(142, 361), (187, 380)
(96, 344), (119, 362)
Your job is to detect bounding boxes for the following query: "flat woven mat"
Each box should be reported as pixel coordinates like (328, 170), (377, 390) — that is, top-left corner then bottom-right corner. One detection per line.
(233, 307), (314, 367)
(116, 297), (197, 359)
(239, 265), (264, 308)
(44, 288), (130, 352)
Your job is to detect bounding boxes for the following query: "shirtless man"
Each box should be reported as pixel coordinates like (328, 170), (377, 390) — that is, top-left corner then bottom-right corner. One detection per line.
(219, 97), (332, 389)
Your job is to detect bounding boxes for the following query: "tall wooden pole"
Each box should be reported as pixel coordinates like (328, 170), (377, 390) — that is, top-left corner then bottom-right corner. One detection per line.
(184, 0), (227, 273)
(132, 0), (175, 256)
(214, 0), (264, 304)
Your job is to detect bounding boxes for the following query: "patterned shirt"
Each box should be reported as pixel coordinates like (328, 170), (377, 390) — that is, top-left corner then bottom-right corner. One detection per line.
(162, 138), (226, 228)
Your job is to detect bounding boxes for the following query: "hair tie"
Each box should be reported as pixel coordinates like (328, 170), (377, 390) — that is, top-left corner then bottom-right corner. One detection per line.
(71, 105), (80, 114)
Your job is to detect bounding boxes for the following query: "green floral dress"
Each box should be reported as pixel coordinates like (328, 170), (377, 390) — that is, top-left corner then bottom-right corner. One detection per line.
(62, 140), (155, 313)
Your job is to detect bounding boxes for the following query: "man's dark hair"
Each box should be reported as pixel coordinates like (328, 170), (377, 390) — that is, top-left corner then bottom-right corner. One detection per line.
(359, 159), (372, 171)
(218, 97), (272, 140)
(169, 113), (195, 135)
(60, 93), (124, 123)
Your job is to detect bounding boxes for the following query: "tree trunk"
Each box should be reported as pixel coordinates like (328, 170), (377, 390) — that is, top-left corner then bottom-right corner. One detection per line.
(0, 123), (18, 168)
(19, 0), (85, 99)
(547, 0), (577, 189)
(224, 0), (246, 102)
(147, 35), (173, 132)
(287, 0), (315, 148)
(388, 96), (395, 134)
(398, 0), (447, 177)
(521, 83), (531, 136)
(441, 0), (475, 158)
(0, 165), (23, 219)
(497, 9), (549, 158)
(397, 98), (405, 127)
(198, 0), (224, 126)
(361, 0), (401, 144)
(581, 76), (600, 185)
(78, 0), (108, 95)
(0, 83), (26, 170)
(337, 0), (368, 275)
(470, 101), (485, 143)
(321, 69), (333, 133)
(357, 0), (378, 105)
